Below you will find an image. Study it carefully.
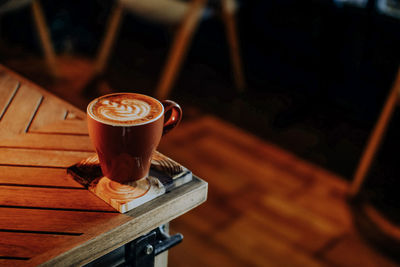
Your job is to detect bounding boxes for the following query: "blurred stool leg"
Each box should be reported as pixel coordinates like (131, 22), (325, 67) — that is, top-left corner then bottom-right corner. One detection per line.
(349, 68), (400, 197)
(94, 3), (124, 76)
(154, 0), (206, 100)
(221, 0), (245, 92)
(31, 0), (58, 77)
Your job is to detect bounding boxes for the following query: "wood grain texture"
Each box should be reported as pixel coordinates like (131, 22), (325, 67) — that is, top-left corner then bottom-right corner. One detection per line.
(169, 221), (244, 267)
(293, 179), (352, 229)
(28, 97), (68, 131)
(0, 133), (94, 151)
(0, 185), (116, 211)
(30, 120), (89, 135)
(0, 259), (26, 267)
(0, 66), (207, 266)
(27, 177), (207, 266)
(89, 176), (163, 213)
(0, 166), (83, 187)
(157, 115), (398, 267)
(0, 84), (43, 139)
(322, 232), (398, 267)
(0, 147), (93, 168)
(0, 72), (19, 119)
(213, 213), (323, 267)
(0, 232), (74, 259)
(195, 136), (307, 195)
(0, 208), (118, 232)
(258, 195), (343, 252)
(0, 66), (85, 118)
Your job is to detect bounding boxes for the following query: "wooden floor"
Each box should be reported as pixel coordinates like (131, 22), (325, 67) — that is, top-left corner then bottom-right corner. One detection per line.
(158, 116), (398, 267)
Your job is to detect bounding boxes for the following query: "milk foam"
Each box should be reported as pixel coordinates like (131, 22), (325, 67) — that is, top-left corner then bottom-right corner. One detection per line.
(88, 93), (163, 126)
(97, 99), (151, 122)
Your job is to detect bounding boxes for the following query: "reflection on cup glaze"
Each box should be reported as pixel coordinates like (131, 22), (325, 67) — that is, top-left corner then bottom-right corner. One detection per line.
(97, 99), (151, 122)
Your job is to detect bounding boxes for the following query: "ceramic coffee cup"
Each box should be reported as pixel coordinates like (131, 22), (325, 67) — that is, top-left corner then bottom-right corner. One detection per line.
(87, 92), (182, 184)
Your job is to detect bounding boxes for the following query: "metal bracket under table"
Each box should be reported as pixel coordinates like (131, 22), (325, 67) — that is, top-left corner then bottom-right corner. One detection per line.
(85, 224), (183, 267)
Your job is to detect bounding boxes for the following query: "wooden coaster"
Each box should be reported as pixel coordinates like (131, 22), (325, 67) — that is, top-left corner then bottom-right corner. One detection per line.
(90, 176), (165, 213)
(67, 151), (192, 213)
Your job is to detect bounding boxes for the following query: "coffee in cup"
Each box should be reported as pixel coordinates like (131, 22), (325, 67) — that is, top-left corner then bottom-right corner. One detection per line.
(87, 93), (182, 184)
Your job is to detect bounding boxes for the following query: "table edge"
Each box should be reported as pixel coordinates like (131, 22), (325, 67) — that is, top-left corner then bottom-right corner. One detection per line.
(29, 176), (208, 266)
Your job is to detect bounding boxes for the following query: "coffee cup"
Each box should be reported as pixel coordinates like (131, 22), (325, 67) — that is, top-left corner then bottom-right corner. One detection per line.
(87, 92), (182, 184)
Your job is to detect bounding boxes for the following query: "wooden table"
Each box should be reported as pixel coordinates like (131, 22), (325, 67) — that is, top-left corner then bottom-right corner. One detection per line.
(0, 65), (207, 266)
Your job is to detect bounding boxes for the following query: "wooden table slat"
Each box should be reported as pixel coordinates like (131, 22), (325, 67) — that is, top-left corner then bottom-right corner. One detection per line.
(0, 148), (93, 168)
(30, 120), (89, 135)
(0, 72), (19, 120)
(28, 97), (68, 131)
(0, 186), (115, 211)
(0, 84), (43, 140)
(0, 133), (94, 152)
(0, 259), (26, 266)
(0, 232), (75, 258)
(0, 166), (83, 188)
(0, 208), (120, 233)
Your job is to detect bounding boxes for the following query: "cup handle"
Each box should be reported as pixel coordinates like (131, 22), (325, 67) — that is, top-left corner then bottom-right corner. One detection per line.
(161, 100), (182, 135)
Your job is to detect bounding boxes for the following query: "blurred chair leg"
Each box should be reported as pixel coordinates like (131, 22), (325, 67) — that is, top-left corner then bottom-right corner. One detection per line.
(154, 0), (206, 100)
(349, 68), (400, 197)
(31, 0), (58, 77)
(94, 3), (124, 76)
(221, 0), (245, 92)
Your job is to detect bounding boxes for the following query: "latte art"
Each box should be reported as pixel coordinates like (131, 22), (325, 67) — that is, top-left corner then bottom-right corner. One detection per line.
(88, 93), (163, 126)
(98, 99), (151, 122)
